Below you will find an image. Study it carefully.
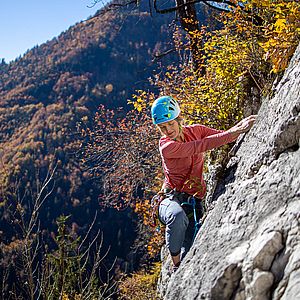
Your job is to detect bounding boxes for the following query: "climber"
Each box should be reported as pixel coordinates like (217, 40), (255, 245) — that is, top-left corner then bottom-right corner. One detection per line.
(151, 96), (256, 272)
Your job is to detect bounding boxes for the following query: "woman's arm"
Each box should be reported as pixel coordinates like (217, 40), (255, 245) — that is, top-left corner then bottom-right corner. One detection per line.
(160, 131), (235, 158)
(160, 115), (257, 158)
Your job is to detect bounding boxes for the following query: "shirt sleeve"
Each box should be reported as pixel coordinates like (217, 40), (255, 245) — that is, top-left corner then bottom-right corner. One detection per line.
(192, 124), (225, 138)
(159, 129), (237, 159)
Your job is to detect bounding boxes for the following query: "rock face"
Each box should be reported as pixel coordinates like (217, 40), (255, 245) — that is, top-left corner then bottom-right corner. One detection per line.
(160, 44), (300, 299)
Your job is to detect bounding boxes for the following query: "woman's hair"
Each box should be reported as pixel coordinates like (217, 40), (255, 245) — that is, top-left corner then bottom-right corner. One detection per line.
(175, 115), (185, 131)
(175, 115), (184, 125)
(156, 115), (184, 132)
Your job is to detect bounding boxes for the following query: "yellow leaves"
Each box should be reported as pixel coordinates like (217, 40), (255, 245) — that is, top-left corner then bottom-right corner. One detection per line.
(259, 1), (300, 73)
(129, 93), (147, 112)
(204, 33), (252, 88)
(134, 102), (144, 112)
(62, 293), (70, 300)
(61, 293), (82, 300)
(118, 262), (162, 300)
(231, 0), (300, 73)
(274, 18), (287, 32)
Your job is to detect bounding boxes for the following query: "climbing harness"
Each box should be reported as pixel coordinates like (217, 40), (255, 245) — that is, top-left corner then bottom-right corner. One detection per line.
(150, 189), (205, 241)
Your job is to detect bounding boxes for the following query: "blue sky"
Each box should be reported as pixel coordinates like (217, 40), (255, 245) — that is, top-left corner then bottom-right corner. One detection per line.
(0, 0), (107, 63)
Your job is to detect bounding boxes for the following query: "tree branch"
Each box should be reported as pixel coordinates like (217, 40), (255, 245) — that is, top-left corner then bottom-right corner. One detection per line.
(203, 1), (231, 12)
(152, 48), (178, 61)
(85, 0), (138, 22)
(153, 0), (236, 14)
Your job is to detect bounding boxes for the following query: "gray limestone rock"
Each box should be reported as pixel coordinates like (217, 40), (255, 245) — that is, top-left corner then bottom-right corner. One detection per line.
(158, 43), (300, 300)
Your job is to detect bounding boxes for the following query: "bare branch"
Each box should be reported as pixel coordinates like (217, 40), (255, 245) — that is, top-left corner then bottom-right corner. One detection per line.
(203, 1), (231, 12)
(153, 0), (236, 14)
(78, 212), (98, 251)
(152, 48), (178, 62)
(85, 0), (138, 22)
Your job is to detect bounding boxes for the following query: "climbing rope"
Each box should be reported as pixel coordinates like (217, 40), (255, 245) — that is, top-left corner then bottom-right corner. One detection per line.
(180, 196), (203, 242)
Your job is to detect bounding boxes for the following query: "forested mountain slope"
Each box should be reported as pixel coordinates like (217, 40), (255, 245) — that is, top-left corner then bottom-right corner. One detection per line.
(0, 3), (177, 110)
(0, 0), (183, 283)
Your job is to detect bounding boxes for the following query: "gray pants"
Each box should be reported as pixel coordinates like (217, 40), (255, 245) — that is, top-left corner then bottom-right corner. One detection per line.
(159, 193), (197, 258)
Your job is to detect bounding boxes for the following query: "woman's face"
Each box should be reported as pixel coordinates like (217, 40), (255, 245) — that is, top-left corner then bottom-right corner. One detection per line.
(157, 120), (180, 140)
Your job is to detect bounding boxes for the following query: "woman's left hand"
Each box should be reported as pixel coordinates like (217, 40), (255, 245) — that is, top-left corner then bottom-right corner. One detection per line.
(229, 115), (257, 136)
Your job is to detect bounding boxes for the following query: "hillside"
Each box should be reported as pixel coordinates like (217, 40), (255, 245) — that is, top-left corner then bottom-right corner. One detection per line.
(0, 3), (178, 110)
(0, 1), (186, 291)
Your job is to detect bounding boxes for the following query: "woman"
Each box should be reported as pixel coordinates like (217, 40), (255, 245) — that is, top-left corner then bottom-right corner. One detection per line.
(151, 95), (256, 271)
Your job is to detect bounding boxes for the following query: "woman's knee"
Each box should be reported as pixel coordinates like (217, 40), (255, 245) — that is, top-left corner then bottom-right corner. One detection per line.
(167, 207), (188, 228)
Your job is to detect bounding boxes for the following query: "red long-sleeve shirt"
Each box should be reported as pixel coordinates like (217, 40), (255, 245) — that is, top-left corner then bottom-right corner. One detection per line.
(159, 124), (237, 199)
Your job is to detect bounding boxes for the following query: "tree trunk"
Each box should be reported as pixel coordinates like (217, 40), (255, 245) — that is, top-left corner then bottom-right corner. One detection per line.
(175, 0), (203, 72)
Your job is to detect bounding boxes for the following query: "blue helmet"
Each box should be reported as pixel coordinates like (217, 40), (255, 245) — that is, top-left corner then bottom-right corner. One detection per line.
(151, 96), (181, 125)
